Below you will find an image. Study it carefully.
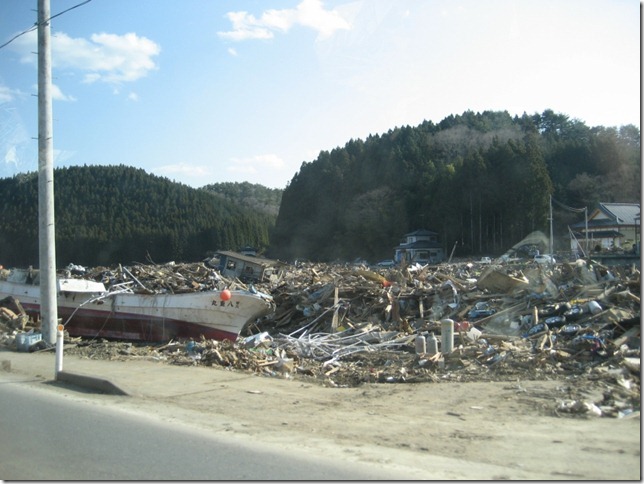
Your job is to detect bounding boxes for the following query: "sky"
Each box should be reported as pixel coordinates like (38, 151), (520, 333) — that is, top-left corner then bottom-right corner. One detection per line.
(0, 0), (640, 189)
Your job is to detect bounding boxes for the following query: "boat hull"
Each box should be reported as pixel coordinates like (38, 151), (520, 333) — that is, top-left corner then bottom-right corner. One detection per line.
(0, 279), (274, 342)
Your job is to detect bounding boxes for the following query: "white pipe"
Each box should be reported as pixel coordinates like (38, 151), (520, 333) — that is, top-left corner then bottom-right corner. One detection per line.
(441, 318), (454, 354)
(55, 324), (64, 377)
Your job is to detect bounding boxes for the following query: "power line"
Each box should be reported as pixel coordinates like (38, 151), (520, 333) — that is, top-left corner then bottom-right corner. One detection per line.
(0, 25), (37, 50)
(0, 0), (92, 50)
(551, 196), (586, 213)
(48, 0), (92, 22)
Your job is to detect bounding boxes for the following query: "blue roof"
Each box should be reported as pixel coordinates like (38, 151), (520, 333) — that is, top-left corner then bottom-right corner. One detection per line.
(598, 203), (640, 225)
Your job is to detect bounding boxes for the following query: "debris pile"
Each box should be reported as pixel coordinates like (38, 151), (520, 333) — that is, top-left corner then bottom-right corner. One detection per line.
(0, 295), (39, 350)
(1, 257), (640, 418)
(62, 261), (232, 294)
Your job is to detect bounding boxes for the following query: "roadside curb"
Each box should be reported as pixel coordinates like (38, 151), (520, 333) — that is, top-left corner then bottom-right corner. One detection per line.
(55, 370), (132, 396)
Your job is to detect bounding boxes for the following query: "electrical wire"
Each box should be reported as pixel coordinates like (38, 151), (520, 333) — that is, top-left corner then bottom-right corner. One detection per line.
(0, 0), (92, 50)
(47, 0), (92, 23)
(0, 25), (37, 50)
(551, 196), (586, 213)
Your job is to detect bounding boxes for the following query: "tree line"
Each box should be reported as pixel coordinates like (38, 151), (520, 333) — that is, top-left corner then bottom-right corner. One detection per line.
(0, 165), (276, 267)
(201, 181), (282, 217)
(269, 109), (640, 262)
(0, 110), (639, 269)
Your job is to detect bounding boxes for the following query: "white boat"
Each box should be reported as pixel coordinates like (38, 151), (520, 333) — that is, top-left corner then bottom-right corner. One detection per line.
(0, 268), (275, 342)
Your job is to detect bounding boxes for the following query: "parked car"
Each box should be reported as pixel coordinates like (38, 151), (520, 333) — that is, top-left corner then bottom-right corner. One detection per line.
(376, 259), (395, 268)
(479, 257), (492, 264)
(534, 254), (556, 264)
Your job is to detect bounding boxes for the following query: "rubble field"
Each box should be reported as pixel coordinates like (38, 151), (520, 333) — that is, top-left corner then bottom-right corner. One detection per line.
(1, 257), (640, 420)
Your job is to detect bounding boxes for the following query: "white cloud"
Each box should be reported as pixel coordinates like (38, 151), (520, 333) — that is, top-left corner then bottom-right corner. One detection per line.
(4, 145), (18, 167)
(51, 83), (76, 102)
(229, 154), (285, 174)
(53, 148), (76, 165)
(0, 85), (16, 103)
(25, 82), (76, 101)
(157, 162), (213, 181)
(227, 47), (238, 56)
(84, 32), (160, 83)
(218, 0), (350, 41)
(295, 0), (351, 39)
(218, 11), (275, 41)
(128, 92), (139, 102)
(15, 30), (160, 85)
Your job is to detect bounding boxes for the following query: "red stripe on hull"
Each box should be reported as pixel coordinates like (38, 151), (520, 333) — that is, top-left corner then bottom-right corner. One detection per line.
(19, 302), (239, 342)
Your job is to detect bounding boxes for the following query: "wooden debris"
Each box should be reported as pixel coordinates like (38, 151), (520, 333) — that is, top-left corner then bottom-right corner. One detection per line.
(476, 268), (530, 293)
(0, 256), (640, 418)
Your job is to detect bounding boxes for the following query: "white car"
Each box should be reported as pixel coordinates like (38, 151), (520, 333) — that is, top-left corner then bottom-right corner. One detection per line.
(534, 254), (556, 264)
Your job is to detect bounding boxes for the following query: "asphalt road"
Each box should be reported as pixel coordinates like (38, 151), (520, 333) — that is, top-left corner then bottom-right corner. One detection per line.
(0, 380), (404, 480)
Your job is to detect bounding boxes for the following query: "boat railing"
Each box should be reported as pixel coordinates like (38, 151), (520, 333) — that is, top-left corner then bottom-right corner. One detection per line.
(107, 281), (135, 293)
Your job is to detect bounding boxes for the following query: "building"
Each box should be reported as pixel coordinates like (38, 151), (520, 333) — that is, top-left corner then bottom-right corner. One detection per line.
(570, 202), (640, 253)
(394, 229), (445, 265)
(215, 250), (286, 282)
(239, 246), (258, 256)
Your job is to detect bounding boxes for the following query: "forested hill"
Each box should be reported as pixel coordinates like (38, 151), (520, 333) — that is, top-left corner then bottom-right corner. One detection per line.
(269, 109), (640, 263)
(0, 110), (638, 268)
(0, 165), (276, 267)
(201, 182), (282, 217)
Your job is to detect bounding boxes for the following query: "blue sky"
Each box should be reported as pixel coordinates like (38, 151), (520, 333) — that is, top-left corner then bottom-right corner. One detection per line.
(0, 0), (640, 189)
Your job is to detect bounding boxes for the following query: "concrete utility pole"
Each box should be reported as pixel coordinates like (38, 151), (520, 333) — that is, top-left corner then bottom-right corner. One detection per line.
(548, 195), (554, 255)
(38, 0), (58, 345)
(584, 207), (589, 255)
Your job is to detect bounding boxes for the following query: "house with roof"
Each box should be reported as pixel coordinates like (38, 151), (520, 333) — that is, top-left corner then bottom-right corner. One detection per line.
(569, 202), (640, 253)
(394, 229), (445, 265)
(215, 250), (286, 282)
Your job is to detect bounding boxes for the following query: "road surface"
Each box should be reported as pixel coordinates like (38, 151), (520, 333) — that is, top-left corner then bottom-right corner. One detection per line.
(0, 380), (413, 480)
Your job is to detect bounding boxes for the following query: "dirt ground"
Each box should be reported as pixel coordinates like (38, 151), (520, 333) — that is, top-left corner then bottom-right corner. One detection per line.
(6, 350), (638, 481)
(150, 370), (640, 480)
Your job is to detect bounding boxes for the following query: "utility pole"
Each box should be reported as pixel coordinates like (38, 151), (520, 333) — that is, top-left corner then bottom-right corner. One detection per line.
(548, 195), (553, 255)
(584, 207), (588, 255)
(447, 241), (457, 264)
(38, 0), (58, 345)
